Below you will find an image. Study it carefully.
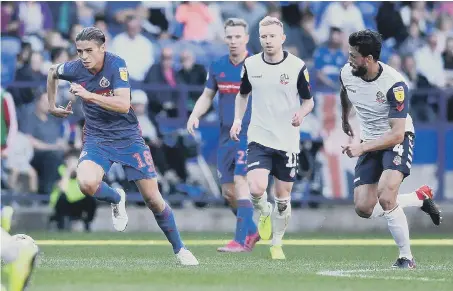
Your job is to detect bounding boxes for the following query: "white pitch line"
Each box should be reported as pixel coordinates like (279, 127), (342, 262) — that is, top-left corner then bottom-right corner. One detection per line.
(317, 269), (447, 282)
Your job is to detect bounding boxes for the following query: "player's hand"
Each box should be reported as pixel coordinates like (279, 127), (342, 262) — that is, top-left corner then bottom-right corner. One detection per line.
(70, 83), (91, 100)
(230, 120), (242, 141)
(50, 101), (73, 118)
(187, 115), (199, 137)
(342, 120), (354, 137)
(341, 143), (364, 158)
(291, 111), (303, 127)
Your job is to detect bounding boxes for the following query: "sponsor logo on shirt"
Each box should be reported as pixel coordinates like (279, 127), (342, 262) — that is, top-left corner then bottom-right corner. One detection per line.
(119, 67), (128, 82)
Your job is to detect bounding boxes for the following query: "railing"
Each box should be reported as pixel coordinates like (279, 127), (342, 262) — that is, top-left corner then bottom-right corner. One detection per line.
(3, 81), (452, 204)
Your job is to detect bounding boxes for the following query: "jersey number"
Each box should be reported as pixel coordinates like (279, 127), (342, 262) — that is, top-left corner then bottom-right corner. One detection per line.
(285, 153), (297, 168)
(237, 150), (246, 165)
(133, 151), (155, 172)
(393, 144), (404, 156)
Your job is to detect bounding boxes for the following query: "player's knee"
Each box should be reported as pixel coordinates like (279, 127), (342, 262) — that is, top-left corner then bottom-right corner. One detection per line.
(248, 180), (266, 197)
(354, 205), (373, 218)
(77, 177), (100, 196)
(377, 185), (398, 210)
(221, 184), (235, 203)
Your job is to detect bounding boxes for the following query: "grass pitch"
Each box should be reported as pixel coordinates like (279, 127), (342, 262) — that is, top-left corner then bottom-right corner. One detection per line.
(4, 232), (453, 291)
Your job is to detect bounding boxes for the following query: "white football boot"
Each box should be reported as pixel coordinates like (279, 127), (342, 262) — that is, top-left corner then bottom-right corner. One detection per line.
(111, 188), (128, 232)
(176, 248), (199, 266)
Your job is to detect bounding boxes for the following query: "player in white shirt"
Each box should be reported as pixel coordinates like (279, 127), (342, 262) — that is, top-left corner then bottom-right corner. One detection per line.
(340, 30), (442, 269)
(230, 16), (314, 260)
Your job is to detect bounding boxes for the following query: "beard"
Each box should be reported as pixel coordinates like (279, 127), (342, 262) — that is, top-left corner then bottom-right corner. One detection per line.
(351, 65), (367, 77)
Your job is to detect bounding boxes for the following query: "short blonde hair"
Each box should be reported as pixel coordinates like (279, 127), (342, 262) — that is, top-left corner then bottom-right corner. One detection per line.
(224, 18), (249, 33)
(259, 16), (283, 29)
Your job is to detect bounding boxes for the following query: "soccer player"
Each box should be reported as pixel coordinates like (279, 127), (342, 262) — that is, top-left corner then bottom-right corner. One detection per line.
(187, 18), (259, 252)
(230, 16), (314, 260)
(340, 30), (442, 268)
(47, 27), (198, 265)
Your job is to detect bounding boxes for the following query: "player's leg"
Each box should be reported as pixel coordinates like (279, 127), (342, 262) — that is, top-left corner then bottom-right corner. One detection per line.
(77, 143), (127, 232)
(134, 178), (198, 265)
(1, 227), (38, 291)
(247, 143), (273, 240)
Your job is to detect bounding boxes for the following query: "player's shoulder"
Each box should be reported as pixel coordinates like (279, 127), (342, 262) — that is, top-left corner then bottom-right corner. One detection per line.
(210, 54), (230, 70)
(379, 62), (407, 87)
(105, 52), (126, 68)
(285, 52), (306, 68)
(244, 52), (262, 66)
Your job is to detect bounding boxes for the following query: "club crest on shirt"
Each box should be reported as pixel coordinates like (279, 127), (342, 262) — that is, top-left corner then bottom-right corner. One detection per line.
(393, 86), (405, 102)
(119, 67), (128, 81)
(280, 73), (289, 85)
(393, 155), (402, 166)
(99, 76), (110, 88)
(376, 91), (386, 103)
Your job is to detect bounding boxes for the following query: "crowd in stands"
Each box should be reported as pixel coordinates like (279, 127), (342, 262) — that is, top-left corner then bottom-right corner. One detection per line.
(1, 2), (453, 214)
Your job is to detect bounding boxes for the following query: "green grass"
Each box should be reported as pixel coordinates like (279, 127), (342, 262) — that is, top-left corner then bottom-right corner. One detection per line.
(4, 232), (453, 291)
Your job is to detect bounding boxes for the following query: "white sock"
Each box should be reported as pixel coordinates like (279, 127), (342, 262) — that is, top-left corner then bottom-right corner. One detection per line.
(251, 191), (271, 216)
(397, 192), (423, 208)
(370, 203), (385, 218)
(384, 205), (413, 259)
(272, 197), (291, 246)
(1, 228), (20, 263)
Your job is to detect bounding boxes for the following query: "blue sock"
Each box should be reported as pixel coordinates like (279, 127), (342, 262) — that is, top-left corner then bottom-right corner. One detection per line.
(231, 207), (238, 216)
(247, 213), (258, 236)
(93, 182), (120, 204)
(154, 204), (184, 254)
(234, 199), (254, 245)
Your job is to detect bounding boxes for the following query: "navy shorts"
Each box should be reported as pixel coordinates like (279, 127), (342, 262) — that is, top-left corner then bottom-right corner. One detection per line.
(79, 137), (157, 181)
(217, 137), (248, 184)
(354, 133), (414, 188)
(246, 142), (298, 182)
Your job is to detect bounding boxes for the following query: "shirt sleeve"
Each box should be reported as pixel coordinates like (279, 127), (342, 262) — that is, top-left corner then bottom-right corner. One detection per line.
(111, 58), (131, 90)
(205, 64), (218, 91)
(55, 61), (78, 82)
(239, 64), (252, 94)
(297, 65), (312, 100)
(386, 81), (409, 118)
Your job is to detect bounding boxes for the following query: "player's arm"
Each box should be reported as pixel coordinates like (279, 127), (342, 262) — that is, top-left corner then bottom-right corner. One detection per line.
(47, 64), (74, 118)
(297, 66), (314, 116)
(361, 82), (409, 153)
(190, 66), (218, 120)
(234, 65), (252, 122)
(339, 70), (354, 137)
(84, 87), (131, 114)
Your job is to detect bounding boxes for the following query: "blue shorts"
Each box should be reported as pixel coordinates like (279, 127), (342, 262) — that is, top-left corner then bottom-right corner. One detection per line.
(217, 137), (248, 184)
(79, 137), (157, 181)
(354, 134), (414, 188)
(246, 142), (298, 182)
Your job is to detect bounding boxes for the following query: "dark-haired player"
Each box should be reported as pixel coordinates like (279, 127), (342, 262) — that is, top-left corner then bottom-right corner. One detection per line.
(340, 29), (442, 269)
(47, 27), (198, 265)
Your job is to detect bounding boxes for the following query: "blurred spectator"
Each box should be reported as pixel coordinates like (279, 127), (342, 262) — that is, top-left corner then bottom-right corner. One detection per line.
(175, 2), (214, 41)
(4, 132), (37, 193)
(388, 54), (403, 72)
(47, 1), (78, 37)
(317, 2), (365, 43)
(1, 88), (18, 155)
(443, 37), (453, 87)
(1, 1), (23, 36)
(314, 27), (347, 89)
(141, 1), (172, 39)
(221, 2), (267, 30)
(205, 2), (225, 43)
(144, 47), (180, 118)
(414, 32), (446, 88)
(11, 52), (46, 107)
(376, 2), (408, 46)
(44, 30), (69, 52)
(435, 13), (453, 53)
(75, 2), (95, 27)
(17, 1), (53, 37)
(286, 9), (318, 61)
(402, 55), (436, 122)
(105, 1), (143, 26)
(22, 91), (68, 194)
(68, 23), (84, 57)
(438, 2), (453, 17)
(49, 150), (97, 232)
(400, 2), (436, 35)
(177, 49), (207, 113)
(111, 15), (155, 82)
(398, 21), (426, 56)
(249, 5), (284, 54)
(15, 42), (33, 70)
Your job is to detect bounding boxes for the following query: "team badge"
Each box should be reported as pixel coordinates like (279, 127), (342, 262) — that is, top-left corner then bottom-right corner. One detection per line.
(290, 168), (296, 178)
(119, 67), (128, 81)
(57, 64), (64, 75)
(99, 76), (110, 88)
(376, 91), (386, 103)
(303, 68), (310, 83)
(393, 155), (402, 166)
(393, 86), (405, 102)
(280, 73), (289, 85)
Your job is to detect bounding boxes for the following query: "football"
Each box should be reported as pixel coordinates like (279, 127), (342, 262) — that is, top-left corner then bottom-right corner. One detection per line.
(12, 234), (39, 252)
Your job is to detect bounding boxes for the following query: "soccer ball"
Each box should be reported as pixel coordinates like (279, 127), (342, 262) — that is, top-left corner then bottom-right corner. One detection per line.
(12, 234), (39, 252)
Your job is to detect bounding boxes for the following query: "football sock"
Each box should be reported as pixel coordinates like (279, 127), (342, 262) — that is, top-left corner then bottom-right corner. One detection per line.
(251, 191), (271, 216)
(234, 199), (254, 245)
(93, 182), (121, 204)
(154, 204), (184, 254)
(397, 191), (424, 207)
(271, 197), (291, 246)
(384, 205), (413, 259)
(1, 228), (20, 263)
